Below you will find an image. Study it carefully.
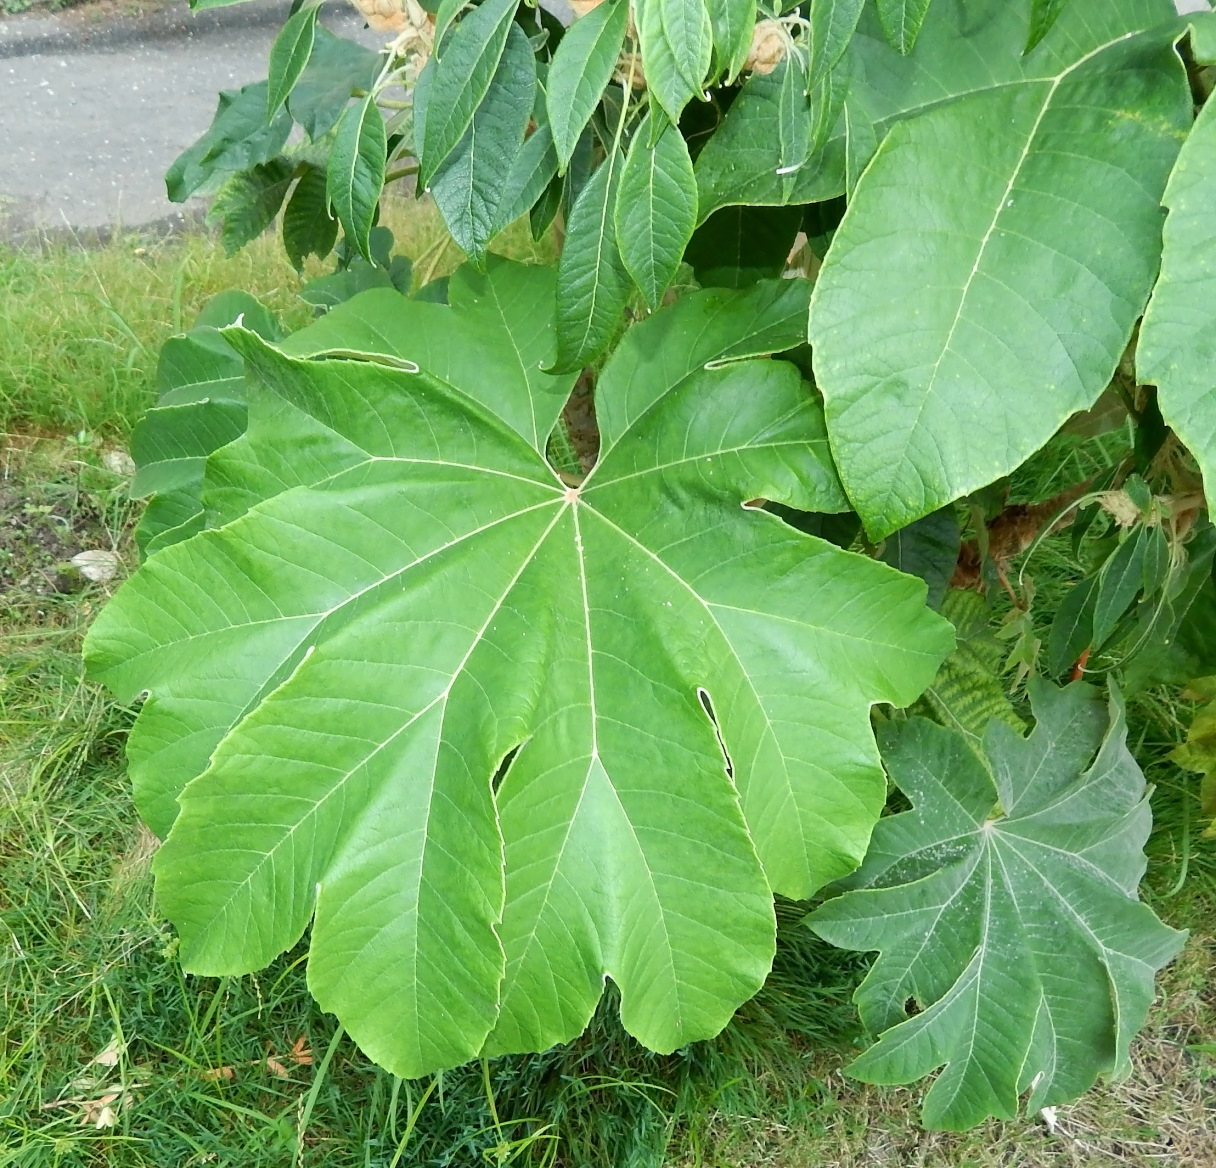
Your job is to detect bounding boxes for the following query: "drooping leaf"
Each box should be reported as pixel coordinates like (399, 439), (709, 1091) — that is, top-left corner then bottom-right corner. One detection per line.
(267, 2), (320, 120)
(810, 680), (1185, 1130)
(615, 118), (698, 310)
(875, 0), (934, 54)
(207, 159), (295, 255)
(493, 121), (560, 235)
(165, 82), (293, 203)
(1092, 526), (1148, 649)
(1138, 93), (1216, 514)
(684, 204), (803, 289)
(547, 0), (629, 170)
(1047, 575), (1096, 678)
(431, 24), (536, 264)
(705, 0), (755, 82)
(809, 30), (1191, 539)
(282, 164), (338, 272)
(636, 0), (714, 123)
(288, 27), (383, 141)
(806, 0), (865, 88)
(86, 266), (951, 1080)
(552, 150), (632, 372)
(419, 0), (520, 187)
(1026, 0), (1071, 52)
(878, 507), (960, 611)
(327, 95), (387, 262)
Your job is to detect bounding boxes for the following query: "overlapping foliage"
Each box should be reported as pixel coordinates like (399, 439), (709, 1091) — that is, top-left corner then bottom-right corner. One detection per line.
(90, 0), (1216, 1132)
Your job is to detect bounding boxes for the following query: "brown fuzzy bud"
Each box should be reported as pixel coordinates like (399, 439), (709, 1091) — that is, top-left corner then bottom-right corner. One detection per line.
(744, 19), (789, 75)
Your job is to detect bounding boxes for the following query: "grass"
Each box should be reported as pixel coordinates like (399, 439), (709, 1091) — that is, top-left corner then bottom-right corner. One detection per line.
(1, 213), (1214, 1166)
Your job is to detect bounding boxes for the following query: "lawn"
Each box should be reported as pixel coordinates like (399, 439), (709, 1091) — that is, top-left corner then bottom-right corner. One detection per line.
(1, 208), (1213, 1167)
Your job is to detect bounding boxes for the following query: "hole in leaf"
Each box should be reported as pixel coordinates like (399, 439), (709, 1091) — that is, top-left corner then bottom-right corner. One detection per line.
(492, 744), (522, 794)
(698, 687), (733, 780)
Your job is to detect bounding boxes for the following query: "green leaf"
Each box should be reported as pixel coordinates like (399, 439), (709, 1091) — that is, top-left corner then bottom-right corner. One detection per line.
(166, 82), (293, 203)
(615, 118), (697, 310)
(327, 95), (387, 262)
(207, 159), (295, 256)
(1047, 575), (1096, 679)
(288, 27), (383, 141)
(879, 508), (960, 611)
(267, 3), (320, 120)
(419, 0), (520, 187)
(695, 0), (1177, 222)
(1026, 0), (1071, 52)
(298, 258), (408, 310)
(1191, 12), (1216, 62)
(283, 164), (338, 272)
(809, 30), (1191, 540)
(636, 0), (714, 123)
(493, 121), (560, 234)
(552, 151), (632, 372)
(807, 0), (865, 88)
(431, 24), (536, 264)
(705, 0), (755, 82)
(920, 589), (1024, 746)
(684, 204), (803, 289)
(1092, 527), (1148, 649)
(694, 66), (847, 218)
(1138, 95), (1216, 515)
(547, 0), (629, 171)
(86, 266), (950, 1078)
(810, 680), (1185, 1130)
(875, 0), (934, 54)
(130, 292), (281, 554)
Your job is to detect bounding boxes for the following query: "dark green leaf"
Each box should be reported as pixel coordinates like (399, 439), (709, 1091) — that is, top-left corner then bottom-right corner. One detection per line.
(432, 23), (536, 264)
(684, 204), (803, 289)
(288, 27), (383, 141)
(530, 170), (564, 239)
(810, 680), (1185, 1130)
(267, 3), (320, 120)
(807, 0), (865, 87)
(166, 82), (292, 203)
(420, 0), (520, 187)
(879, 508), (960, 611)
(694, 67), (847, 218)
(615, 118), (698, 310)
(547, 0), (629, 170)
(552, 151), (632, 372)
(1048, 575), (1097, 678)
(1093, 528), (1148, 648)
(327, 95), (387, 262)
(875, 0), (934, 54)
(299, 258), (408, 310)
(207, 159), (295, 255)
(493, 122), (559, 234)
(283, 164), (338, 272)
(705, 0), (755, 82)
(1026, 0), (1071, 52)
(637, 0), (713, 123)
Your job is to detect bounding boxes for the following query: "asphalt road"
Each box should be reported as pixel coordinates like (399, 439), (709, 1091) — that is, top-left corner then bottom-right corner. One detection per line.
(0, 0), (380, 236)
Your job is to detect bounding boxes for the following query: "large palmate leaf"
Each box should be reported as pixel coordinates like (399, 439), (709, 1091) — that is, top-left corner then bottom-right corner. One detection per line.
(809, 23), (1190, 538)
(86, 263), (951, 1079)
(1138, 91), (1216, 512)
(810, 680), (1185, 1130)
